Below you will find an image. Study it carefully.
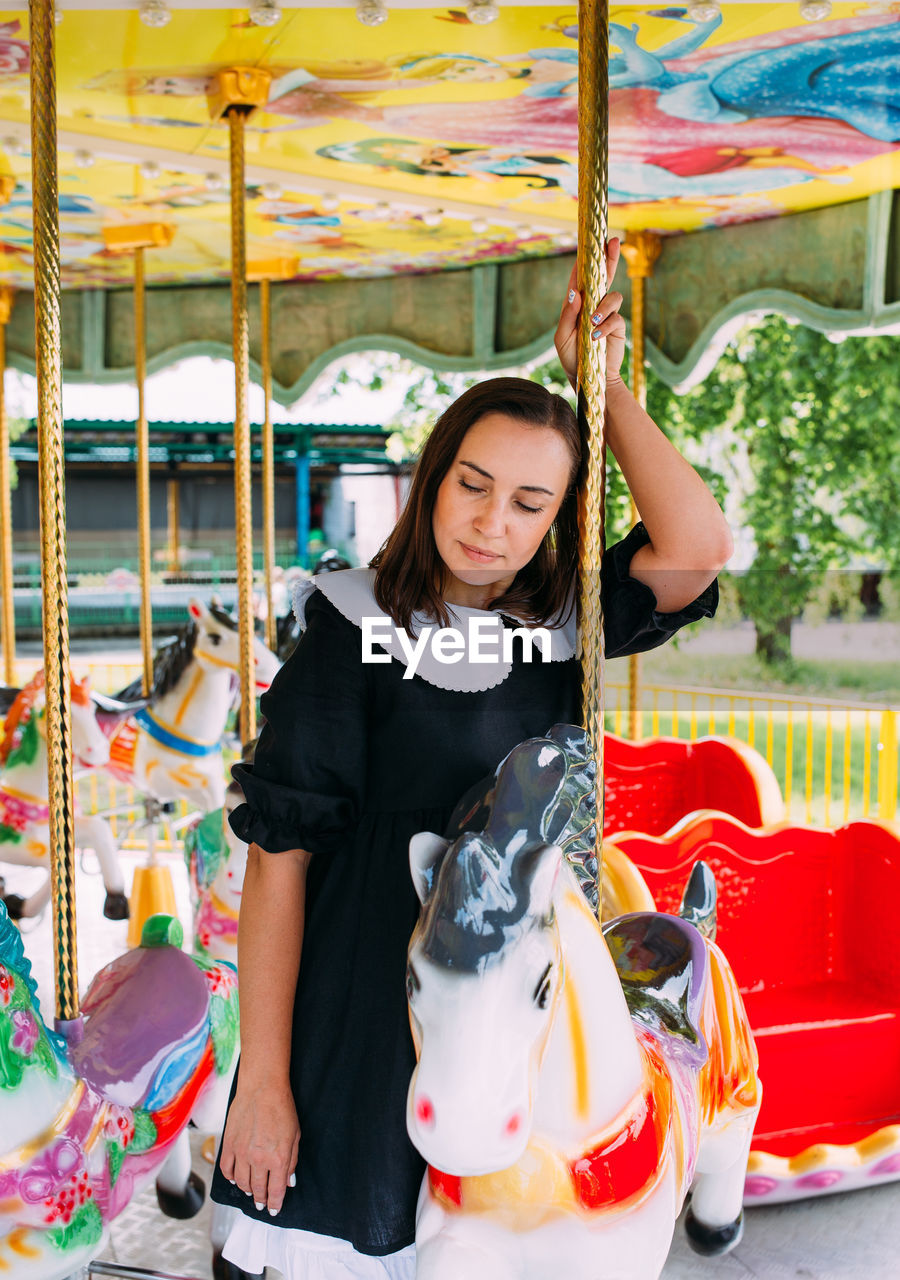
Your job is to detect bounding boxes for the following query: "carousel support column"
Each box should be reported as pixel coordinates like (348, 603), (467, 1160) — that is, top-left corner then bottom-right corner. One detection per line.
(248, 258), (298, 652)
(0, 286), (16, 686)
(209, 68), (270, 745)
(577, 0), (610, 911)
(107, 225), (177, 944)
(295, 439), (310, 567)
(621, 232), (662, 742)
(30, 0), (79, 1033)
(167, 474), (180, 573)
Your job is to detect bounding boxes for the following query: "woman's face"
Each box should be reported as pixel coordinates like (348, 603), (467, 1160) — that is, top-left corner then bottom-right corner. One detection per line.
(432, 412), (573, 609)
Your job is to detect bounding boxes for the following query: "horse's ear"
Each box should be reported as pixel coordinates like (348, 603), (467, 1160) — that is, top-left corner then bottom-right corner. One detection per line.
(409, 831), (450, 905)
(188, 598), (208, 623)
(526, 843), (563, 919)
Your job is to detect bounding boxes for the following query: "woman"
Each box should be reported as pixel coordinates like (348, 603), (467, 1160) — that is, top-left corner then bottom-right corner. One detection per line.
(211, 240), (732, 1278)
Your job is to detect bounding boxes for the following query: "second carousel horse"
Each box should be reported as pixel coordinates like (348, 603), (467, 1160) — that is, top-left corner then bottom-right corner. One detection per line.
(407, 728), (761, 1280)
(99, 599), (280, 814)
(0, 903), (240, 1280)
(0, 672), (129, 921)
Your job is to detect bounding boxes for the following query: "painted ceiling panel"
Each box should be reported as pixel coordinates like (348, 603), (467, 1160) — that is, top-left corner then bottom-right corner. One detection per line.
(0, 3), (898, 289)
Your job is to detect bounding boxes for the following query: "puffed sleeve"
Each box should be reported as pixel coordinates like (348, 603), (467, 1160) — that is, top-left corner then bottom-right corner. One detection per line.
(602, 522), (718, 660)
(228, 591), (368, 854)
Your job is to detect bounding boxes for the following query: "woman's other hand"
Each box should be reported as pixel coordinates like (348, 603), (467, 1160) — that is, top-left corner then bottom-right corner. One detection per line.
(554, 237), (624, 392)
(219, 1078), (300, 1216)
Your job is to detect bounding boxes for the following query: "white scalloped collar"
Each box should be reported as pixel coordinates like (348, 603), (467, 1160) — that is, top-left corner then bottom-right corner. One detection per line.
(292, 567), (576, 692)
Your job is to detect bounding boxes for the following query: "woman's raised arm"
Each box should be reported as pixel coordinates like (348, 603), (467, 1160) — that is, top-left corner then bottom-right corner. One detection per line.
(555, 240), (733, 613)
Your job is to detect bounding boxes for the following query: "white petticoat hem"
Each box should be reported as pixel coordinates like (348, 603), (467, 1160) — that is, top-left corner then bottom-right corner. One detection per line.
(222, 1213), (417, 1280)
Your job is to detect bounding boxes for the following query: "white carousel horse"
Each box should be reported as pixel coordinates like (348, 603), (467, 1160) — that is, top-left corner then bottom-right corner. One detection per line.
(99, 599), (280, 814)
(0, 672), (128, 921)
(406, 727), (761, 1280)
(0, 902), (241, 1280)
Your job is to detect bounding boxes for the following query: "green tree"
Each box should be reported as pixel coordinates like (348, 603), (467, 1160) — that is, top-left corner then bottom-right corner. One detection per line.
(646, 318), (900, 662)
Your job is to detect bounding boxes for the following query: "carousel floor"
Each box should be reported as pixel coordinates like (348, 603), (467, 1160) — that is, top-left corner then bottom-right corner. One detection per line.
(6, 852), (899, 1279)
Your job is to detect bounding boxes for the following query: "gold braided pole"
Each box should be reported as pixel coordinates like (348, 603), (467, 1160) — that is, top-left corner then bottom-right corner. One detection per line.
(210, 69), (269, 744)
(621, 232), (662, 741)
(260, 278), (276, 652)
(0, 288), (15, 686)
(30, 0), (79, 1024)
(228, 105), (256, 744)
(577, 0), (610, 903)
(134, 247), (154, 696)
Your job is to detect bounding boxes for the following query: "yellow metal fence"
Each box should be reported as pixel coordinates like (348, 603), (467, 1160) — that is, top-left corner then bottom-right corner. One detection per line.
(9, 659), (900, 836)
(607, 681), (899, 827)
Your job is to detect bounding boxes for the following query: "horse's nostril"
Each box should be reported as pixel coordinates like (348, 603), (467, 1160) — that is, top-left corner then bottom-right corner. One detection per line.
(416, 1096), (435, 1128)
(505, 1112), (523, 1137)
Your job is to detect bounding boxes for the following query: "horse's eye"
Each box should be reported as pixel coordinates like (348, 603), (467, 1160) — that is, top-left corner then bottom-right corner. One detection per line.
(208, 632), (222, 646)
(406, 964), (420, 1001)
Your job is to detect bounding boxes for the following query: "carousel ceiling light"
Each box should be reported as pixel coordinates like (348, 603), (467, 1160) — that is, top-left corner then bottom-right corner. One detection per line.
(54, 6), (63, 22)
(686, 1), (721, 20)
(799, 0), (832, 17)
(466, 0), (500, 23)
(320, 192), (340, 212)
(249, 0), (282, 27)
(139, 159), (161, 180)
(138, 0), (172, 28)
(73, 148), (94, 169)
(471, 217), (490, 234)
(422, 208), (444, 228)
(356, 0), (388, 26)
(204, 171), (225, 192)
(373, 201), (391, 218)
(261, 180), (283, 200)
(2, 136), (22, 155)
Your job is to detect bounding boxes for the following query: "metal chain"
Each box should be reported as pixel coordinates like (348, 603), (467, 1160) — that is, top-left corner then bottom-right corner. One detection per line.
(229, 107), (257, 744)
(30, 0), (79, 1024)
(577, 0), (610, 910)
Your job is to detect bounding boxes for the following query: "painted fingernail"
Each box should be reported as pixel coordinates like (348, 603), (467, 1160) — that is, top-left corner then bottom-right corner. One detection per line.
(567, 289), (576, 303)
(255, 1201), (265, 1211)
(228, 1178), (235, 1185)
(244, 1189), (252, 1197)
(268, 1207), (279, 1217)
(288, 1173), (297, 1188)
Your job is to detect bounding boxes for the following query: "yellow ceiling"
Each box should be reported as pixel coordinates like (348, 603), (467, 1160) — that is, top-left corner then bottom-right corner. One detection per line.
(1, 3), (898, 288)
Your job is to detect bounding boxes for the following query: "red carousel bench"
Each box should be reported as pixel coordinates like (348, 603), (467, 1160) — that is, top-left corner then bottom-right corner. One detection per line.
(603, 733), (785, 836)
(605, 814), (900, 1203)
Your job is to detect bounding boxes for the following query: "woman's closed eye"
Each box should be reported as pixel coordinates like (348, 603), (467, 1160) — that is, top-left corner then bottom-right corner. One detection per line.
(457, 477), (543, 515)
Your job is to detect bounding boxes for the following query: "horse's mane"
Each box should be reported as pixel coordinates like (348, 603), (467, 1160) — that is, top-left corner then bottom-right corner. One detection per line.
(115, 622), (198, 703)
(422, 727), (598, 972)
(208, 601), (239, 633)
(0, 903), (42, 1014)
(0, 670), (45, 765)
(445, 724), (600, 911)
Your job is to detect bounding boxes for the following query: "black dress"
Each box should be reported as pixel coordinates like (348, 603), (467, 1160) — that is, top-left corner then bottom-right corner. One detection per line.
(210, 524), (717, 1256)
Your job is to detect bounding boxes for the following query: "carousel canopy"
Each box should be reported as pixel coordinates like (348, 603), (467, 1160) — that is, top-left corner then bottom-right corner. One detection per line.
(1, 1), (898, 388)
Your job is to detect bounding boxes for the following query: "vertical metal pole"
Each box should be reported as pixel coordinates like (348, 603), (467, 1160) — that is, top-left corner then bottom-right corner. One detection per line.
(134, 247), (154, 697)
(260, 278), (276, 652)
(167, 476), (180, 572)
(30, 0), (79, 1028)
(228, 106), (256, 743)
(0, 289), (16, 685)
(577, 0), (610, 906)
(622, 232), (662, 742)
(295, 446), (310, 567)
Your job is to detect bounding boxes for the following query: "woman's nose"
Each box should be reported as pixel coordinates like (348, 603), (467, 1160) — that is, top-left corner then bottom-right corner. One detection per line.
(473, 497), (505, 537)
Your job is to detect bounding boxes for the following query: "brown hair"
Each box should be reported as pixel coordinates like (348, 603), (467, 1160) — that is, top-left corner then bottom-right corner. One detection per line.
(371, 377), (581, 632)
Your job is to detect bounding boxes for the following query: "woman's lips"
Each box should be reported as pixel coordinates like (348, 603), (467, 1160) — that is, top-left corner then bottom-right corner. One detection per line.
(459, 541), (501, 564)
